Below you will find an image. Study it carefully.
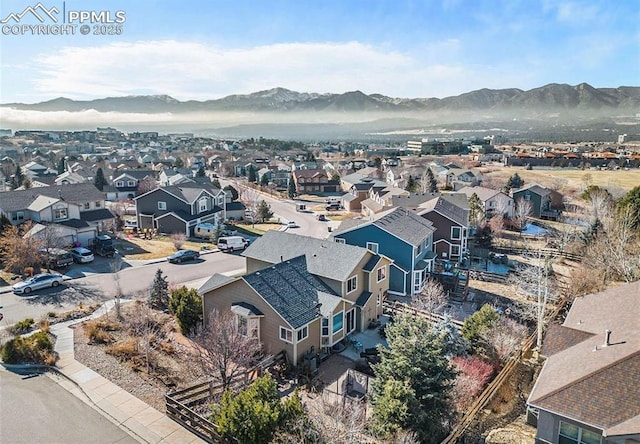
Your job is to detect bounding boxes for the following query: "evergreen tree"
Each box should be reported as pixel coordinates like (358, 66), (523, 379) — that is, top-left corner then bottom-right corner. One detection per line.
(57, 158), (67, 174)
(94, 167), (107, 191)
(169, 286), (202, 335)
(148, 269), (169, 310)
(211, 178), (221, 188)
(260, 173), (269, 186)
(196, 165), (206, 177)
(426, 168), (438, 193)
(504, 172), (524, 192)
(404, 176), (418, 193)
(11, 165), (24, 190)
(371, 312), (456, 442)
(247, 165), (257, 183)
(255, 200), (273, 222)
(223, 185), (239, 201)
(461, 304), (499, 351)
(287, 175), (297, 198)
(617, 185), (640, 230)
(174, 157), (184, 168)
(22, 177), (32, 189)
(468, 192), (485, 226)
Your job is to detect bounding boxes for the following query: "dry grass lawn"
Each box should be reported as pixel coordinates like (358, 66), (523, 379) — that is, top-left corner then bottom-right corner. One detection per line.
(485, 167), (640, 192)
(235, 222), (283, 236)
(115, 237), (177, 260)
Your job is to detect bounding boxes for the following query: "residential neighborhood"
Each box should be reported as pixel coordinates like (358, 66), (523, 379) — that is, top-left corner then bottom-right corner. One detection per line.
(0, 124), (638, 444)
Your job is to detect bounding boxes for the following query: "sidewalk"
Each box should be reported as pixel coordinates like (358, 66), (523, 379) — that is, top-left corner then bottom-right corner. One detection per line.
(47, 300), (205, 444)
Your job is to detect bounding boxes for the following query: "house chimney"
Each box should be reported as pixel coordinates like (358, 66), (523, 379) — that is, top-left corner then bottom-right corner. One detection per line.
(604, 329), (611, 347)
(280, 255), (283, 263)
(57, 189), (62, 199)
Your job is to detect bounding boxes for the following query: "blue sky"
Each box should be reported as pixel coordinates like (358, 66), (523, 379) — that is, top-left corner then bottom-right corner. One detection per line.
(1, 0), (638, 103)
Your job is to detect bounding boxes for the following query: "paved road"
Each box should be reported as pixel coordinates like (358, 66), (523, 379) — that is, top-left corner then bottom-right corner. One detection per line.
(0, 251), (245, 326)
(0, 367), (137, 444)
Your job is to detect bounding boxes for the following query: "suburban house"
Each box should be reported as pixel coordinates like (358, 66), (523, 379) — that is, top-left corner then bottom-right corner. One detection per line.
(341, 177), (388, 212)
(512, 183), (561, 220)
(527, 281), (640, 444)
(393, 193), (470, 262)
(134, 183), (226, 236)
(292, 169), (339, 194)
(0, 183), (114, 246)
(331, 207), (436, 296)
(459, 185), (515, 219)
(198, 231), (391, 364)
(361, 185), (410, 218)
(104, 170), (156, 201)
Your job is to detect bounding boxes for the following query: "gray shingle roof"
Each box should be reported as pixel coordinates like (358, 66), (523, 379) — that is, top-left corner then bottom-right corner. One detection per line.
(0, 183), (105, 212)
(242, 231), (372, 282)
(417, 194), (469, 227)
(362, 255), (382, 272)
(80, 208), (115, 222)
(156, 183), (222, 204)
(243, 256), (337, 329)
(198, 274), (236, 295)
(372, 207), (435, 246)
(355, 291), (372, 308)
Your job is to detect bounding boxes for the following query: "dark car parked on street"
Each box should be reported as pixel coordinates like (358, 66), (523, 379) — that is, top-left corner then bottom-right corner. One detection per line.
(167, 249), (200, 263)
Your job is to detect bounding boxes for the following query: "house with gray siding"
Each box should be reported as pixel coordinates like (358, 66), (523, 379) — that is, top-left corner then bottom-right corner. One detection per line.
(134, 183), (225, 236)
(527, 281), (640, 444)
(331, 207), (436, 296)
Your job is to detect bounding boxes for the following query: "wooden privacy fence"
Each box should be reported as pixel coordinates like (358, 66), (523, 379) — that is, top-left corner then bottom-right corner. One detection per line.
(440, 292), (573, 444)
(492, 246), (581, 262)
(384, 300), (464, 332)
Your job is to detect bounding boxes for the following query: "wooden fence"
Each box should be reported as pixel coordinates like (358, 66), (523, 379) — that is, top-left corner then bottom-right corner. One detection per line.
(492, 245), (581, 262)
(384, 300), (464, 332)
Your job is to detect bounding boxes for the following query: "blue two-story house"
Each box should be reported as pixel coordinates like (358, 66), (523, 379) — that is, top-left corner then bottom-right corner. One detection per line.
(331, 207), (436, 297)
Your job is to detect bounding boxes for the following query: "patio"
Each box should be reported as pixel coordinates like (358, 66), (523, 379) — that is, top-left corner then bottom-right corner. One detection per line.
(339, 315), (390, 362)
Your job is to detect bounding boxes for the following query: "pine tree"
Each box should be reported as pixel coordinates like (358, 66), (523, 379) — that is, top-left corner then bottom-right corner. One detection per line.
(148, 269), (169, 310)
(11, 165), (24, 190)
(426, 168), (438, 193)
(57, 158), (67, 174)
(287, 175), (297, 198)
(255, 200), (273, 222)
(169, 286), (202, 335)
(371, 312), (456, 442)
(174, 157), (184, 168)
(247, 165), (257, 183)
(260, 173), (269, 186)
(94, 167), (107, 191)
(196, 165), (206, 177)
(504, 172), (524, 192)
(404, 176), (418, 192)
(468, 192), (485, 226)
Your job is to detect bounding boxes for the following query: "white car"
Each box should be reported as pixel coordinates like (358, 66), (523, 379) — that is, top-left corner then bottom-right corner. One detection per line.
(285, 221), (299, 228)
(70, 247), (95, 263)
(13, 273), (64, 294)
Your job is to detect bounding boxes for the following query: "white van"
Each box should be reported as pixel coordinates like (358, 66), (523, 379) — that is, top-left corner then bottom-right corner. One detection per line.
(194, 223), (216, 239)
(217, 236), (249, 252)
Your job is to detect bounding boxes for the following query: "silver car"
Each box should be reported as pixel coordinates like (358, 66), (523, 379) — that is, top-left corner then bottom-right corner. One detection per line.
(12, 273), (64, 294)
(70, 247), (95, 263)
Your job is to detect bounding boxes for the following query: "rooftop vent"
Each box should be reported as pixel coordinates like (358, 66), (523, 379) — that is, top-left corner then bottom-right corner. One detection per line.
(604, 329), (611, 347)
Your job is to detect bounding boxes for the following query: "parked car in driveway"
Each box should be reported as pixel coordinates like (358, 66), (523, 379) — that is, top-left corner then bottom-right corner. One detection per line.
(69, 247), (95, 264)
(168, 249), (200, 263)
(12, 273), (64, 294)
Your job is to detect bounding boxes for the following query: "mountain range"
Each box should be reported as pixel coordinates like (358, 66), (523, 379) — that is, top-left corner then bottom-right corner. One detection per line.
(3, 83), (639, 115)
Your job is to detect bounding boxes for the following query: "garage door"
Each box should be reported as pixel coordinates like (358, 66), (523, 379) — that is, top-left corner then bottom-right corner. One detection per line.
(77, 229), (97, 247)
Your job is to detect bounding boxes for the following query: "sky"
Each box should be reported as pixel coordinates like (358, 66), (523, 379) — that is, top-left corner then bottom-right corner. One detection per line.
(1, 0), (639, 103)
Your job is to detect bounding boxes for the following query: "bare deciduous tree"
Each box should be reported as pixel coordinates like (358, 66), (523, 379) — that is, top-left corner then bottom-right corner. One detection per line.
(306, 394), (370, 444)
(136, 177), (158, 196)
(411, 279), (447, 314)
(0, 222), (44, 274)
(513, 198), (532, 231)
(170, 233), (186, 250)
(191, 309), (262, 390)
(125, 301), (165, 374)
(480, 317), (527, 363)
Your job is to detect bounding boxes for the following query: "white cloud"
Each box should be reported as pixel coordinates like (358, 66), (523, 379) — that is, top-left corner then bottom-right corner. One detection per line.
(28, 39), (531, 100)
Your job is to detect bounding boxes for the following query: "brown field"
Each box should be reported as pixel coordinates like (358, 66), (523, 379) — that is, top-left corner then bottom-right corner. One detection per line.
(484, 167), (640, 193)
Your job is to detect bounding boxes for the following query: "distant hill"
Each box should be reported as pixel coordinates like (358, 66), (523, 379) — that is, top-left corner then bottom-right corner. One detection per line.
(3, 83), (639, 114)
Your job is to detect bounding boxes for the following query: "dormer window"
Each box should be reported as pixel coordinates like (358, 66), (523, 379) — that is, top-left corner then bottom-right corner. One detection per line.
(116, 181), (124, 187)
(54, 207), (68, 220)
(198, 197), (208, 213)
(127, 180), (136, 187)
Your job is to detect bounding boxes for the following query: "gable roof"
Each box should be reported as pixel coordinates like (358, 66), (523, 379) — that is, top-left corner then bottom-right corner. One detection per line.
(135, 183), (221, 204)
(513, 183), (550, 197)
(0, 183), (105, 212)
(243, 256), (337, 329)
(528, 281), (640, 436)
(415, 194), (469, 227)
(242, 230), (374, 282)
(370, 207), (435, 245)
(458, 186), (506, 203)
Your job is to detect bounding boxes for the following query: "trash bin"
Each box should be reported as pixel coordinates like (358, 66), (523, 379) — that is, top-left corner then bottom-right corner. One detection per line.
(327, 226), (332, 233)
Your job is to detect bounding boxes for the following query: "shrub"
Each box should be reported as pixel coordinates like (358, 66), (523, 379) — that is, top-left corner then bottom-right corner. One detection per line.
(105, 338), (138, 359)
(9, 317), (35, 335)
(1, 331), (54, 364)
(38, 318), (50, 333)
(170, 233), (186, 250)
(461, 304), (499, 351)
(169, 286), (202, 335)
(451, 356), (494, 410)
(85, 321), (114, 344)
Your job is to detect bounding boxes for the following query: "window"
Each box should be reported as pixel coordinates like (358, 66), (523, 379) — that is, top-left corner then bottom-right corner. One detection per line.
(347, 276), (357, 294)
(332, 312), (343, 334)
(127, 180), (136, 187)
(413, 271), (423, 293)
(366, 242), (379, 254)
(416, 241), (422, 256)
(237, 315), (248, 336)
(321, 318), (329, 336)
(54, 208), (68, 220)
(558, 421), (601, 444)
(377, 266), (386, 282)
(158, 201), (167, 210)
(335, 238), (346, 244)
(12, 211), (24, 222)
(346, 308), (356, 334)
(198, 198), (207, 213)
(451, 245), (460, 257)
(376, 292), (381, 306)
(84, 202), (90, 210)
(217, 196), (224, 206)
(279, 326), (293, 343)
(451, 226), (461, 240)
(524, 194), (531, 201)
(95, 201), (101, 208)
(297, 326), (308, 341)
(116, 181), (124, 187)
